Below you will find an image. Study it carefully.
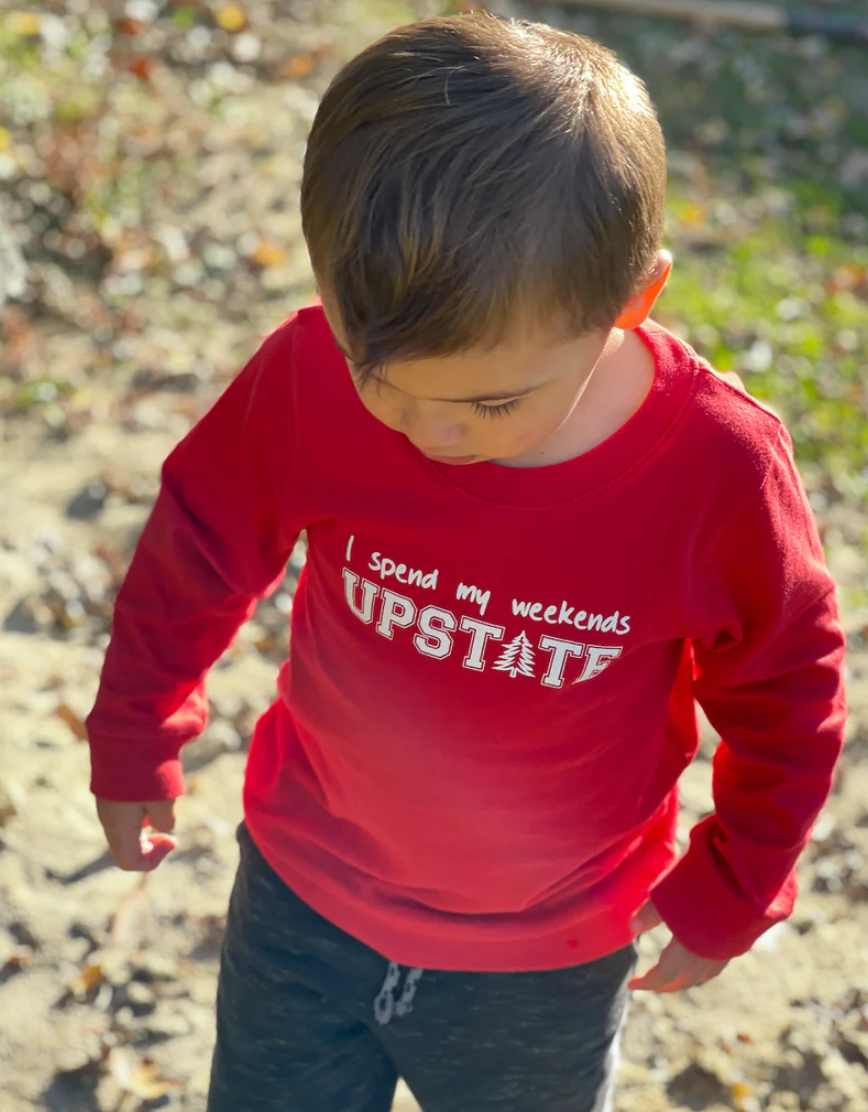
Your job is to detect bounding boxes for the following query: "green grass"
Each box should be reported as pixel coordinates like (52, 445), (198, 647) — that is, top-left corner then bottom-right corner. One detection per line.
(563, 9), (868, 499)
(663, 206), (868, 487)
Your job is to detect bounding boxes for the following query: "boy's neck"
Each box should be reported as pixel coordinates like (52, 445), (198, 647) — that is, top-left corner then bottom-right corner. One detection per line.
(494, 328), (655, 469)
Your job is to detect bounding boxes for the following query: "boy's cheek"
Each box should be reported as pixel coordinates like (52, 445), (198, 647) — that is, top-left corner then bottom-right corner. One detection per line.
(359, 395), (398, 430)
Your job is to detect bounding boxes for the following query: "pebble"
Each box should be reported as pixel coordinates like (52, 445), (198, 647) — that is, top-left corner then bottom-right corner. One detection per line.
(112, 1005), (136, 1033)
(131, 952), (177, 983)
(752, 921), (792, 953)
(153, 224), (189, 264)
(124, 980), (157, 1015)
(141, 1010), (193, 1040)
(54, 1039), (102, 1075)
(232, 33), (262, 64)
(66, 480), (110, 521)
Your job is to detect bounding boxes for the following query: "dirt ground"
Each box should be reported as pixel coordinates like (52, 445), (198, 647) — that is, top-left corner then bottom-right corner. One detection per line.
(2, 2), (868, 1110)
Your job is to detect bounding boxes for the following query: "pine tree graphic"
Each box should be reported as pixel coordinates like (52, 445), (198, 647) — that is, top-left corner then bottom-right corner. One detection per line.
(492, 631), (537, 678)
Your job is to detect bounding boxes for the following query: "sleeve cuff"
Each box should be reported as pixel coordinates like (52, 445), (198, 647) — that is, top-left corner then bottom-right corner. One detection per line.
(89, 735), (186, 801)
(649, 819), (798, 961)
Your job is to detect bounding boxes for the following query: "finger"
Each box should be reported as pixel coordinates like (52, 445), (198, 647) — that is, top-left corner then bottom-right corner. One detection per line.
(685, 961), (728, 990)
(113, 831), (177, 872)
(101, 803), (149, 870)
(139, 831), (177, 871)
(630, 900), (663, 935)
(629, 965), (687, 993)
(631, 962), (709, 993)
(629, 941), (694, 993)
(103, 806), (175, 871)
(144, 799), (176, 834)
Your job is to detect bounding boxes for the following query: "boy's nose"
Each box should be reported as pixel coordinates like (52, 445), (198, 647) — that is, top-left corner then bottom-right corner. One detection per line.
(398, 407), (462, 451)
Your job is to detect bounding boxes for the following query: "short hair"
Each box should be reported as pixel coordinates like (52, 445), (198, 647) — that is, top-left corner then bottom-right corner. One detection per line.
(301, 13), (666, 377)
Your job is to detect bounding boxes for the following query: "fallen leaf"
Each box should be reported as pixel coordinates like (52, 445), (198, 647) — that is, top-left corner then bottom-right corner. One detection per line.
(107, 1048), (182, 1100)
(215, 3), (247, 32)
(127, 56), (156, 82)
(2, 946), (34, 977)
(116, 17), (146, 36)
(250, 240), (288, 268)
(56, 702), (89, 741)
(282, 54), (316, 79)
(731, 1080), (761, 1112)
(69, 961), (105, 999)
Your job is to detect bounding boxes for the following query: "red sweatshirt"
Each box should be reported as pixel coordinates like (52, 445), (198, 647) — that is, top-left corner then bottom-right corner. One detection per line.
(87, 304), (845, 970)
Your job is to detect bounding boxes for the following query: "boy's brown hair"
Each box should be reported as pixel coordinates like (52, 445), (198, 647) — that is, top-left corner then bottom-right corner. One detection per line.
(301, 13), (666, 376)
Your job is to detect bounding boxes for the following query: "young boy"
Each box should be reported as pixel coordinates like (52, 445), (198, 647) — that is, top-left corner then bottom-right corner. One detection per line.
(87, 13), (846, 1112)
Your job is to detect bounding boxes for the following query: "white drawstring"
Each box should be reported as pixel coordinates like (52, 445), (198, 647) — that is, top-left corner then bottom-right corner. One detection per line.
(374, 961), (425, 1026)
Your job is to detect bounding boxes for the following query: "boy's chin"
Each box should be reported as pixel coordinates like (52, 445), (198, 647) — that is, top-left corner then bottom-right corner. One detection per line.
(420, 451), (483, 466)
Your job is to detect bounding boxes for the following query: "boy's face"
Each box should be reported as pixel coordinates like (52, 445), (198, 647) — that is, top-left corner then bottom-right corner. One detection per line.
(325, 311), (612, 465)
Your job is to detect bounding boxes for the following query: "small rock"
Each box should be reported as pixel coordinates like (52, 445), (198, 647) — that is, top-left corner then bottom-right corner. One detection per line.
(66, 481), (110, 520)
(153, 224), (189, 264)
(125, 0), (160, 22)
(124, 981), (157, 1016)
(3, 598), (39, 634)
(112, 1005), (136, 1034)
(141, 1010), (192, 1041)
(0, 785), (19, 826)
(232, 33), (261, 63)
(131, 952), (177, 983)
(811, 814), (836, 842)
(209, 718), (242, 751)
(753, 920), (792, 953)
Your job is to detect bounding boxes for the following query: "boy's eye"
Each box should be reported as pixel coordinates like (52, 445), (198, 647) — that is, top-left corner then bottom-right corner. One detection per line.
(470, 398), (521, 419)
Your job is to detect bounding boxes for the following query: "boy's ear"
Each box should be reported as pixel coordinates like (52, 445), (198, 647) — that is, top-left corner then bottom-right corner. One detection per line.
(614, 251), (672, 330)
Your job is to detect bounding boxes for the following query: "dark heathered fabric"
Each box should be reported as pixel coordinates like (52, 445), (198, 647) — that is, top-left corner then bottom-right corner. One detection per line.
(208, 824), (636, 1112)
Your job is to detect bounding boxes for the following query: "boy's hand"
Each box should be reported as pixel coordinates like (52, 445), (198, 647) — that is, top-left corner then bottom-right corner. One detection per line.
(96, 797), (178, 872)
(628, 900), (729, 993)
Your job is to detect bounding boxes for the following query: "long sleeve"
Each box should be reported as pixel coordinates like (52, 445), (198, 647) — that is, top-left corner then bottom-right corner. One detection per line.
(650, 427), (846, 960)
(86, 323), (304, 802)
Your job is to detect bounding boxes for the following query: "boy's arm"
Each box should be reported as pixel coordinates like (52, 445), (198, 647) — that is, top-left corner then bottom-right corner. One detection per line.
(86, 324), (304, 804)
(649, 426), (846, 962)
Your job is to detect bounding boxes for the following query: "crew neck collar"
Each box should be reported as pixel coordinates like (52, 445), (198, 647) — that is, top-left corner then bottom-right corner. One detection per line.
(415, 321), (698, 508)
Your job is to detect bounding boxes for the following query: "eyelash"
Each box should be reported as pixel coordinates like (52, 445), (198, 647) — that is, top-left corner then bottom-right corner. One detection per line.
(471, 399), (521, 419)
(353, 371), (521, 419)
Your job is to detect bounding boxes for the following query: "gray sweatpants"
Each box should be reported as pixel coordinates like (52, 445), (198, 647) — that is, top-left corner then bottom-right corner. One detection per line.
(207, 823), (637, 1112)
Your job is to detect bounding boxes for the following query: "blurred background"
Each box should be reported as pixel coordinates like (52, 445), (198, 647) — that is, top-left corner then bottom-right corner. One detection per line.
(1, 1), (867, 1109)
